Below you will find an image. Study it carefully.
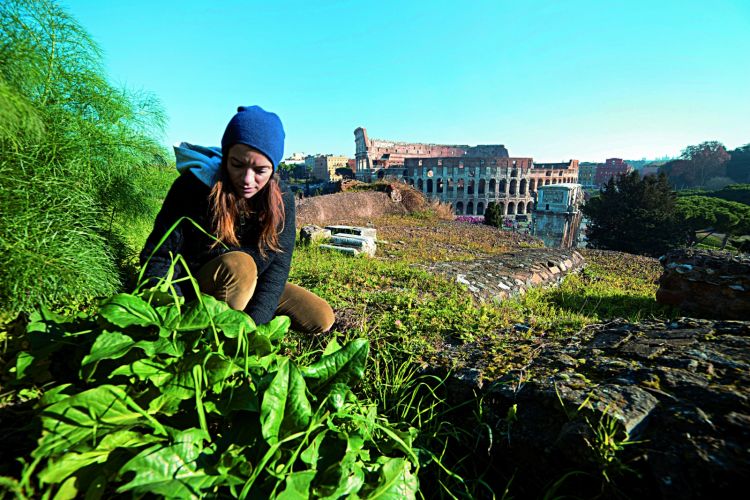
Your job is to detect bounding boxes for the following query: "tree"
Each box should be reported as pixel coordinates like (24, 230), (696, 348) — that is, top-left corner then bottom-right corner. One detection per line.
(582, 172), (683, 256)
(0, 0), (169, 314)
(675, 196), (750, 249)
(484, 202), (503, 228)
(726, 144), (750, 183)
(662, 141), (730, 188)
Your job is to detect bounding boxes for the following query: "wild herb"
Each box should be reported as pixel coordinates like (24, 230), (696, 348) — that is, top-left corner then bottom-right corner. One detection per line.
(6, 289), (419, 499)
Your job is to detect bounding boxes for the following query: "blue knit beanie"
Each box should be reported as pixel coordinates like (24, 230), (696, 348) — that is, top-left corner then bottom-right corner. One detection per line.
(221, 105), (285, 170)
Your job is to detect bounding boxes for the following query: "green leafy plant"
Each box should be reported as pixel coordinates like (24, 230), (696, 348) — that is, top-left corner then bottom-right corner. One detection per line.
(5, 288), (419, 499)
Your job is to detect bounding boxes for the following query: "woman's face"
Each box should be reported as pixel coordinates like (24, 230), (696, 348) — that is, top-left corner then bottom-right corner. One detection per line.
(227, 144), (274, 199)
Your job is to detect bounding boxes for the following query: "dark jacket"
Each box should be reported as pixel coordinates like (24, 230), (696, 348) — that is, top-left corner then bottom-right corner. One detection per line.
(139, 171), (296, 325)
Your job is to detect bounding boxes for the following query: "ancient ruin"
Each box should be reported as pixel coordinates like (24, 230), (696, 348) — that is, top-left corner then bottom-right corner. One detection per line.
(656, 249), (750, 320)
(533, 183), (585, 248)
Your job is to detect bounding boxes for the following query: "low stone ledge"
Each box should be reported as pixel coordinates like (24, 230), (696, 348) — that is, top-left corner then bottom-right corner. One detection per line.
(426, 248), (585, 303)
(656, 249), (750, 320)
(435, 318), (750, 498)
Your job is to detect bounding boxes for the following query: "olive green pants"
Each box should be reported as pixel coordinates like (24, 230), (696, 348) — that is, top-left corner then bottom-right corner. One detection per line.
(195, 251), (334, 334)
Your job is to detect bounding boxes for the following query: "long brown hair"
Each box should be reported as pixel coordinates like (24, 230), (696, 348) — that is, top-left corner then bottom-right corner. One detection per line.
(208, 159), (285, 257)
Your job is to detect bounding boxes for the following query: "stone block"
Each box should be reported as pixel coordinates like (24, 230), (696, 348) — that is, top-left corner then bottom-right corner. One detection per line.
(299, 224), (331, 245)
(325, 225), (377, 239)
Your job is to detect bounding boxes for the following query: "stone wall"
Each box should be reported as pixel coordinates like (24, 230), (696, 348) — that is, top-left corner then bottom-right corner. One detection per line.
(656, 249), (750, 320)
(427, 248), (585, 303)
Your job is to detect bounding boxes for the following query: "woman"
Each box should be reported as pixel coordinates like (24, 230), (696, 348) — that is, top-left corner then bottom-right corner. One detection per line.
(140, 105), (334, 334)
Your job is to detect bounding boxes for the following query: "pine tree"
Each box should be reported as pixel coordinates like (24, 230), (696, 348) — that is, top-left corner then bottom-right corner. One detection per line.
(582, 172), (683, 256)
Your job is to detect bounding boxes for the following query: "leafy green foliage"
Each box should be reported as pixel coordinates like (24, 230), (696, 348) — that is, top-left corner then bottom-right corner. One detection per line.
(0, 0), (172, 315)
(582, 171), (683, 256)
(661, 140), (730, 188)
(4, 288), (418, 499)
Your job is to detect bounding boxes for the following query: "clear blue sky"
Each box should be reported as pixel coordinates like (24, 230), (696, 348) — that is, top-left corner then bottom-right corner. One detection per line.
(62, 0), (750, 162)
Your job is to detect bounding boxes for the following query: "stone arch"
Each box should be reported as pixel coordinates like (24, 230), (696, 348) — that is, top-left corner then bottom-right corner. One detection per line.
(529, 179), (536, 192)
(517, 201), (525, 214)
(457, 178), (465, 194)
(508, 202), (515, 215)
(489, 178), (496, 194)
(409, 178), (415, 186)
(479, 179), (486, 195)
(467, 201), (474, 215)
(468, 179), (475, 195)
(456, 201), (464, 214)
(426, 179), (433, 193)
(520, 179), (527, 195)
(418, 178), (423, 190)
(499, 179), (507, 194)
(437, 178), (443, 193)
(510, 179), (517, 195)
(477, 202), (484, 215)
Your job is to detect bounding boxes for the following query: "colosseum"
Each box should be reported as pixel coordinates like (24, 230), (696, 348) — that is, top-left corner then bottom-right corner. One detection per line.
(403, 157), (578, 217)
(354, 127), (578, 217)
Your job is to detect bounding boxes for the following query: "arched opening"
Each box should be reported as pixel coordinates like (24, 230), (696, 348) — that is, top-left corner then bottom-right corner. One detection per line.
(418, 178), (423, 190)
(517, 201), (525, 214)
(467, 201), (474, 215)
(508, 202), (515, 215)
(499, 179), (507, 194)
(510, 179), (517, 195)
(468, 179), (475, 195)
(437, 178), (443, 193)
(511, 169), (518, 177)
(479, 179), (486, 195)
(427, 179), (433, 193)
(448, 178), (455, 194)
(456, 201), (464, 214)
(520, 179), (527, 195)
(457, 178), (465, 194)
(409, 178), (415, 186)
(477, 202), (484, 215)
(489, 178), (496, 194)
(529, 179), (536, 193)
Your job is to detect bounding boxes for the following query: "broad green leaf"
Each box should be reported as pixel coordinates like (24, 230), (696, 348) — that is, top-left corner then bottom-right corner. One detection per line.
(300, 430), (328, 467)
(327, 383), (349, 411)
(158, 302), (209, 331)
(33, 385), (165, 458)
(53, 476), (78, 500)
(100, 293), (160, 328)
(39, 431), (162, 484)
(15, 351), (35, 379)
(277, 470), (316, 500)
(261, 358), (312, 445)
(365, 458), (418, 499)
(257, 315), (290, 341)
(117, 428), (216, 499)
(204, 353), (243, 391)
(322, 338), (343, 356)
(315, 450), (365, 499)
(110, 358), (166, 381)
(214, 309), (256, 339)
(249, 333), (273, 356)
(301, 339), (369, 390)
(134, 337), (184, 357)
(81, 331), (135, 367)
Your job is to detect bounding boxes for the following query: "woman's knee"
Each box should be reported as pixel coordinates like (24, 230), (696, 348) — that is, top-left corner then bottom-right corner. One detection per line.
(278, 283), (335, 334)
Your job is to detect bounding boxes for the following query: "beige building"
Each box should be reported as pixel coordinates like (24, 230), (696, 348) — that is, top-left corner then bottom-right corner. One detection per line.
(312, 155), (349, 182)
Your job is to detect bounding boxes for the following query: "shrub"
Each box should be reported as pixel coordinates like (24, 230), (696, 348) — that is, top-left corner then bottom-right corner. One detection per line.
(0, 0), (169, 315)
